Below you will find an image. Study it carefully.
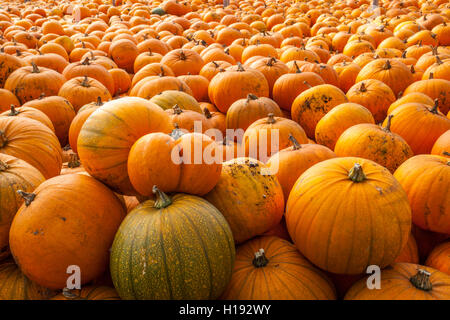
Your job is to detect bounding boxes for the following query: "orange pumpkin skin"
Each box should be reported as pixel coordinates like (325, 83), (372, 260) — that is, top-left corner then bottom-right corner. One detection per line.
(220, 236), (337, 300)
(403, 78), (450, 115)
(262, 217), (291, 242)
(412, 224), (450, 264)
(346, 79), (396, 123)
(386, 102), (450, 155)
(77, 97), (173, 195)
(426, 242), (450, 276)
(291, 84), (348, 138)
(0, 154), (45, 261)
(394, 155), (450, 234)
(267, 137), (336, 201)
(431, 130), (450, 157)
(344, 263), (450, 300)
(22, 96), (76, 147)
(315, 103), (375, 150)
(334, 118), (414, 173)
(51, 286), (120, 300)
(388, 92), (435, 114)
(0, 261), (55, 300)
(243, 114), (309, 163)
(0, 117), (62, 179)
(208, 63), (270, 113)
(205, 158), (284, 244)
(160, 49), (204, 76)
(0, 52), (24, 88)
(0, 89), (20, 112)
(109, 39), (139, 73)
(4, 64), (66, 105)
(9, 174), (126, 290)
(286, 157), (412, 275)
(394, 233), (420, 264)
(0, 105), (55, 132)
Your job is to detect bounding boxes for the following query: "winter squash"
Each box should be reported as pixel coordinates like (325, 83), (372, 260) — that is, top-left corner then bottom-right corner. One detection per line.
(208, 63), (270, 113)
(165, 105), (211, 133)
(128, 131), (221, 196)
(160, 49), (204, 76)
(333, 61), (361, 93)
(346, 80), (396, 123)
(177, 74), (210, 102)
(9, 174), (126, 290)
(109, 39), (139, 73)
(4, 63), (65, 105)
(286, 157), (412, 274)
(150, 90), (202, 113)
(266, 135), (336, 201)
(403, 78), (450, 114)
(132, 75), (193, 100)
(0, 105), (54, 132)
(291, 84), (348, 138)
(0, 261), (55, 300)
(334, 115), (414, 172)
(394, 155), (450, 235)
(247, 57), (289, 97)
(385, 101), (450, 154)
(425, 242), (450, 276)
(109, 68), (131, 96)
(0, 117), (62, 179)
(77, 97), (173, 195)
(388, 92), (435, 114)
(345, 263), (450, 300)
(205, 158), (284, 244)
(315, 103), (375, 150)
(0, 89), (20, 112)
(412, 224), (450, 264)
(0, 154), (45, 261)
(51, 286), (120, 300)
(221, 236), (337, 300)
(431, 130), (450, 157)
(299, 62), (339, 87)
(110, 187), (235, 300)
(395, 233), (420, 264)
(243, 114), (309, 163)
(131, 63), (175, 88)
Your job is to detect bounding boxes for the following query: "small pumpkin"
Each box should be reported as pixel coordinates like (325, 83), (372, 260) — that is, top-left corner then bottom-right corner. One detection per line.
(425, 242), (450, 276)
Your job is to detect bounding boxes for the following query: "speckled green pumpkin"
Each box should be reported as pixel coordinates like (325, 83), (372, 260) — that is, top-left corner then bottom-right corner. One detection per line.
(110, 188), (235, 300)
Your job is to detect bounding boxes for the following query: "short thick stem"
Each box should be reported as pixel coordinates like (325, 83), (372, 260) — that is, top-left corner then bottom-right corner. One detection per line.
(267, 113), (276, 124)
(383, 115), (393, 132)
(348, 163), (366, 182)
(252, 249), (269, 268)
(289, 134), (301, 150)
(152, 186), (172, 209)
(17, 190), (36, 206)
(0, 160), (9, 171)
(410, 269), (432, 291)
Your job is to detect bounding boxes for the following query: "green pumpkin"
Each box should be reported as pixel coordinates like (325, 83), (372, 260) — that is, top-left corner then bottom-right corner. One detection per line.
(110, 187), (235, 300)
(151, 7), (166, 16)
(150, 90), (202, 113)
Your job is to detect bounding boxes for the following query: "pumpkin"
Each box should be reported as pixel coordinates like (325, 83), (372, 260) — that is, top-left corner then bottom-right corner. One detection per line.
(299, 62), (339, 87)
(199, 60), (232, 81)
(177, 74), (210, 102)
(109, 39), (139, 73)
(385, 101), (450, 154)
(334, 115), (413, 172)
(344, 263), (450, 300)
(0, 116), (62, 179)
(0, 89), (20, 112)
(403, 77), (450, 114)
(431, 130), (450, 157)
(4, 63), (65, 105)
(291, 84), (348, 138)
(243, 114), (309, 163)
(160, 49), (204, 76)
(165, 105), (211, 134)
(9, 174), (126, 290)
(412, 224), (450, 264)
(394, 155), (450, 234)
(132, 75), (193, 100)
(221, 236), (337, 300)
(208, 63), (270, 113)
(58, 76), (112, 112)
(395, 233), (420, 264)
(266, 134), (336, 201)
(0, 52), (23, 87)
(128, 131), (221, 196)
(247, 57), (289, 97)
(333, 61), (361, 93)
(109, 68), (131, 96)
(286, 157), (412, 274)
(0, 261), (55, 300)
(131, 63), (175, 88)
(205, 157), (284, 244)
(51, 286), (120, 300)
(203, 107), (226, 137)
(77, 97), (173, 195)
(388, 92), (435, 113)
(110, 187), (235, 300)
(425, 242), (450, 276)
(150, 90), (202, 113)
(0, 105), (54, 132)
(315, 103), (375, 150)
(22, 95), (76, 147)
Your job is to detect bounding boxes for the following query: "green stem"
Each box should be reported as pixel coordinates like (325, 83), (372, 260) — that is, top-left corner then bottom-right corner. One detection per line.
(152, 186), (172, 209)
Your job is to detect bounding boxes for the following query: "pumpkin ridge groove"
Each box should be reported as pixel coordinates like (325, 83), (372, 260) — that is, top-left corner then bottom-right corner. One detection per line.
(159, 212), (174, 299)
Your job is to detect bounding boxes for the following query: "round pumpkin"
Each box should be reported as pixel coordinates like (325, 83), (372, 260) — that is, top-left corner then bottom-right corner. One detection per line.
(426, 241), (450, 276)
(431, 130), (450, 157)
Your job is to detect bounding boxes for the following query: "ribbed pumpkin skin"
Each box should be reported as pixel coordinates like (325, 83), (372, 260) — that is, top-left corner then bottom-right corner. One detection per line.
(0, 106), (55, 132)
(286, 157), (412, 274)
(51, 286), (120, 300)
(0, 117), (62, 179)
(394, 233), (419, 264)
(9, 174), (126, 290)
(334, 123), (414, 173)
(77, 97), (173, 195)
(205, 157), (284, 244)
(426, 242), (450, 276)
(0, 154), (45, 261)
(110, 194), (235, 300)
(431, 130), (450, 157)
(394, 155), (450, 234)
(149, 90), (202, 113)
(345, 263), (450, 300)
(221, 236), (337, 300)
(0, 261), (55, 300)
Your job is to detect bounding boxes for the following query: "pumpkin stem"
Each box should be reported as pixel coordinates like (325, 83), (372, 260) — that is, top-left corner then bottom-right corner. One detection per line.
(31, 62), (40, 73)
(203, 107), (212, 119)
(159, 66), (165, 77)
(303, 80), (312, 88)
(0, 160), (9, 171)
(173, 104), (183, 114)
(170, 123), (185, 140)
(62, 287), (81, 300)
(81, 56), (91, 65)
(359, 82), (367, 92)
(179, 50), (186, 60)
(81, 76), (90, 88)
(252, 249), (269, 268)
(96, 96), (103, 106)
(435, 55), (443, 65)
(266, 57), (276, 66)
(430, 99), (439, 114)
(294, 61), (301, 73)
(152, 186), (172, 209)
(289, 134), (301, 150)
(17, 190), (36, 206)
(8, 105), (19, 116)
(348, 163), (366, 182)
(68, 153), (81, 168)
(429, 72), (434, 79)
(237, 62), (245, 72)
(383, 60), (391, 70)
(267, 113), (276, 124)
(410, 269), (432, 291)
(0, 130), (7, 148)
(247, 93), (258, 102)
(383, 115), (393, 132)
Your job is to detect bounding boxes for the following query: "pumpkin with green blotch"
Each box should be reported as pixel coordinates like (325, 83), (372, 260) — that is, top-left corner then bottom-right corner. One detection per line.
(221, 236), (337, 300)
(51, 286), (120, 300)
(110, 187), (235, 300)
(150, 90), (202, 113)
(0, 261), (55, 300)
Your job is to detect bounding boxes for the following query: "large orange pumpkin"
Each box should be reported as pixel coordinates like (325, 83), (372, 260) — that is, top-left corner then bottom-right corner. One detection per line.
(425, 241), (450, 276)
